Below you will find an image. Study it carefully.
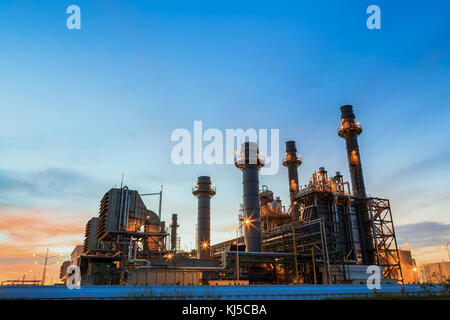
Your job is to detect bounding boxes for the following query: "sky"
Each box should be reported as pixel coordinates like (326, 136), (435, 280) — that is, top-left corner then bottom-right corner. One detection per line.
(1, 0), (450, 282)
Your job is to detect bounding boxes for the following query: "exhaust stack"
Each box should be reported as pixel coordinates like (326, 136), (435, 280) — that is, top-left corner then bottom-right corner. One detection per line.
(170, 214), (179, 252)
(193, 176), (216, 259)
(338, 105), (366, 198)
(282, 140), (302, 220)
(338, 105), (375, 264)
(235, 142), (264, 252)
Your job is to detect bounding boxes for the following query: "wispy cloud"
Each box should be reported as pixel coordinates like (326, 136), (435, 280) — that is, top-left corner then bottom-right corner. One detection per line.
(397, 221), (450, 247)
(396, 221), (450, 263)
(370, 148), (450, 193)
(0, 209), (82, 243)
(214, 224), (237, 233)
(120, 128), (137, 139)
(390, 148), (450, 180)
(0, 167), (92, 197)
(0, 204), (85, 281)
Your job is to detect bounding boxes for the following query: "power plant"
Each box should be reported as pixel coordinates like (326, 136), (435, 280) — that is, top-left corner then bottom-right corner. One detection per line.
(63, 105), (404, 285)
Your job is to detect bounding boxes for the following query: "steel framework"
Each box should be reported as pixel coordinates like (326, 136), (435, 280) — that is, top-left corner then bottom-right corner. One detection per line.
(368, 197), (403, 283)
(211, 218), (332, 284)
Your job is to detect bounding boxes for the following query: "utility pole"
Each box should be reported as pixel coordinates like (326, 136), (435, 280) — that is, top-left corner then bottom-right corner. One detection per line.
(33, 248), (62, 286)
(159, 185), (163, 221)
(447, 242), (450, 261)
(236, 226), (239, 282)
(141, 185), (164, 221)
(291, 223), (300, 283)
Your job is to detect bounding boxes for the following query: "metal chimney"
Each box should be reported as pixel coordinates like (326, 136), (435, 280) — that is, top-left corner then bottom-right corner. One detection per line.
(235, 142), (264, 252)
(170, 214), (179, 252)
(338, 105), (366, 198)
(338, 105), (375, 265)
(282, 140), (302, 221)
(160, 221), (166, 249)
(192, 176), (216, 259)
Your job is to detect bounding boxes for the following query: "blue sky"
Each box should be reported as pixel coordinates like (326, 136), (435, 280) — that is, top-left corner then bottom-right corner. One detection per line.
(0, 0), (450, 277)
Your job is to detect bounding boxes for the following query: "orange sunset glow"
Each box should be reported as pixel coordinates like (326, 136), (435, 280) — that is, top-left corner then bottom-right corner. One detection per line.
(0, 204), (86, 283)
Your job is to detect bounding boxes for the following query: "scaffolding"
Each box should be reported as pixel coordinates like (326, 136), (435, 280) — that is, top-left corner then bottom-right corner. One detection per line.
(368, 197), (403, 283)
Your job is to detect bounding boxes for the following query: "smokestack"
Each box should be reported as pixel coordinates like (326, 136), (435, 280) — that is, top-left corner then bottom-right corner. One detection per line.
(193, 176), (216, 259)
(170, 214), (179, 252)
(338, 105), (375, 265)
(235, 142), (264, 252)
(282, 140), (302, 220)
(160, 221), (166, 249)
(338, 105), (366, 198)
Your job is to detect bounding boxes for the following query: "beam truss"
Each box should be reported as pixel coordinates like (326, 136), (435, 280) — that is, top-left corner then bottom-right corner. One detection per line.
(368, 197), (403, 283)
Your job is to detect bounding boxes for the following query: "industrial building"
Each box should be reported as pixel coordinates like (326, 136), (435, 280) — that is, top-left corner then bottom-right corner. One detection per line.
(398, 248), (418, 284)
(419, 262), (450, 284)
(61, 105), (404, 285)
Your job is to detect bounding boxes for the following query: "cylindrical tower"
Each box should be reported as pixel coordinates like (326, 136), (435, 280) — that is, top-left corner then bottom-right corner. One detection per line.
(170, 214), (179, 252)
(282, 140), (302, 221)
(338, 105), (375, 265)
(192, 176), (216, 259)
(338, 105), (366, 198)
(160, 221), (166, 249)
(235, 142), (264, 252)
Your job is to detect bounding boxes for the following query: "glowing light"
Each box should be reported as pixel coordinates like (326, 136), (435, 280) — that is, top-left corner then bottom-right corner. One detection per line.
(201, 241), (210, 249)
(165, 253), (174, 260)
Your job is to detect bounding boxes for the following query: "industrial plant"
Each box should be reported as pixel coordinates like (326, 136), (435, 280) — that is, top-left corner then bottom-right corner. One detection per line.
(62, 105), (404, 286)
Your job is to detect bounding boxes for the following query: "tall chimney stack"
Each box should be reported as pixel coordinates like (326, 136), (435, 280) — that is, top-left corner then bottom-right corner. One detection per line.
(338, 105), (375, 265)
(282, 140), (302, 220)
(235, 142), (264, 252)
(193, 176), (216, 259)
(338, 105), (366, 198)
(170, 214), (179, 252)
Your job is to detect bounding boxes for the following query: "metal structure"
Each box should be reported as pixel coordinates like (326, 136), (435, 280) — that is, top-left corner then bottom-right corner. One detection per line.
(235, 142), (264, 252)
(192, 176), (216, 259)
(170, 214), (179, 252)
(211, 218), (331, 284)
(259, 185), (291, 231)
(141, 185), (163, 221)
(67, 105), (403, 286)
(338, 105), (375, 266)
(368, 197), (403, 281)
(282, 140), (302, 221)
(208, 105), (403, 285)
(295, 168), (362, 265)
(84, 217), (100, 254)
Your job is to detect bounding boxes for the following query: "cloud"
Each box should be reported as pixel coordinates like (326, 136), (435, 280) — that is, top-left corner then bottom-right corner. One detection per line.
(379, 148), (450, 185)
(0, 167), (92, 197)
(121, 128), (137, 138)
(0, 205), (84, 244)
(396, 221), (450, 263)
(0, 204), (85, 281)
(396, 221), (450, 247)
(214, 224), (237, 233)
